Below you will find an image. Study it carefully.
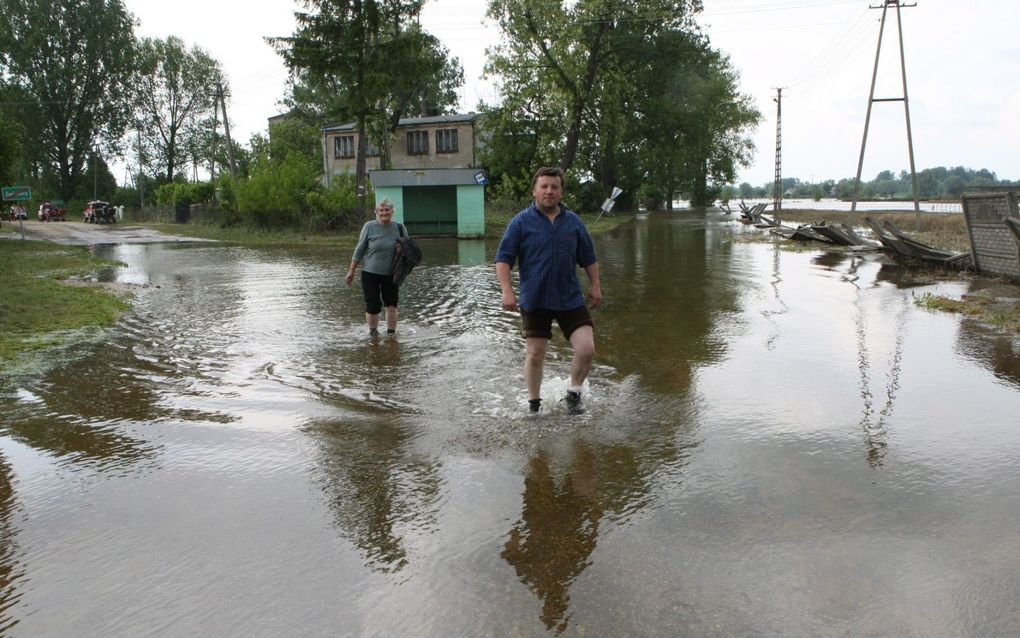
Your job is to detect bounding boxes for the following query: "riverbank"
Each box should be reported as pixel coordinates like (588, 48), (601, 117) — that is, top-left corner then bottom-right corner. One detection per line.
(0, 236), (130, 367)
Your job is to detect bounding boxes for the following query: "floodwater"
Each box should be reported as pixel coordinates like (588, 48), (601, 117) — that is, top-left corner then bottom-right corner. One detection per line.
(1, 212), (1019, 636)
(715, 198), (963, 213)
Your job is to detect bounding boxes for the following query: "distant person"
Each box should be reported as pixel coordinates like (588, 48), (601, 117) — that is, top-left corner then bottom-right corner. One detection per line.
(345, 199), (406, 336)
(495, 166), (602, 414)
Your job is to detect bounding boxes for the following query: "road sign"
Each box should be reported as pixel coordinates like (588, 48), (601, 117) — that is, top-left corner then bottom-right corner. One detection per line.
(2, 186), (32, 201)
(595, 186), (623, 222)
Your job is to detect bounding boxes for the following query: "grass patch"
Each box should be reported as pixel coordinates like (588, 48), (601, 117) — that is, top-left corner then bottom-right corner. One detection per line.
(0, 239), (129, 365)
(915, 291), (1020, 332)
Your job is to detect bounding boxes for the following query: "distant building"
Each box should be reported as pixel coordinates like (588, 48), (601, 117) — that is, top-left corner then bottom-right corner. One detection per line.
(321, 113), (480, 179)
(322, 113), (486, 237)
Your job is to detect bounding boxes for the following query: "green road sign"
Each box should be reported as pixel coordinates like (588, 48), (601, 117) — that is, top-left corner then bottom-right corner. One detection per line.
(2, 186), (32, 201)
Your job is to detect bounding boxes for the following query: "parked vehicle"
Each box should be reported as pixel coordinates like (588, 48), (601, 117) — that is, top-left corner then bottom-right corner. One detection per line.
(7, 204), (27, 221)
(38, 202), (66, 222)
(83, 200), (116, 224)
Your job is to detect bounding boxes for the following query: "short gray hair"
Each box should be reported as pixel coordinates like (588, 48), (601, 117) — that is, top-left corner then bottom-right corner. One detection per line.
(376, 198), (394, 210)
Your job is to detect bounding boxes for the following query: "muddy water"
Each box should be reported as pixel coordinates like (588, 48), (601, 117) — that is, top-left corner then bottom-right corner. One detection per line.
(1, 213), (1019, 636)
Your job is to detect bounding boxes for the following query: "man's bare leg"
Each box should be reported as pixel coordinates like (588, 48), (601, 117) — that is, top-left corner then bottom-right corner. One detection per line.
(524, 337), (549, 406)
(384, 306), (398, 332)
(568, 325), (595, 388)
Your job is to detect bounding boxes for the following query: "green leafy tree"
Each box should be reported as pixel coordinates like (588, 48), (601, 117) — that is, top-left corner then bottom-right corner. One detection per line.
(0, 113), (22, 186)
(485, 0), (702, 173)
(628, 30), (758, 207)
(273, 1), (460, 214)
(135, 36), (225, 183)
(0, 0), (136, 200)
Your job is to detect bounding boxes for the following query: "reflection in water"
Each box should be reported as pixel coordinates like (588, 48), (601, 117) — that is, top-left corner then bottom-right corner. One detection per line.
(954, 280), (1020, 389)
(0, 215), (1018, 635)
(503, 446), (602, 633)
(306, 418), (441, 573)
(503, 408), (701, 633)
(597, 214), (738, 394)
(763, 240), (788, 350)
(0, 453), (22, 635)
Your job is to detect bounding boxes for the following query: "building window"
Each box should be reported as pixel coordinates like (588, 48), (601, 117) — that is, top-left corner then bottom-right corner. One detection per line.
(365, 138), (380, 157)
(436, 128), (459, 154)
(407, 130), (429, 155)
(334, 135), (355, 159)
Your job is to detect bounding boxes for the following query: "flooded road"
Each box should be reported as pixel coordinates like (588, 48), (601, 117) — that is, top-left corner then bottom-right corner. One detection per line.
(2, 212), (1019, 636)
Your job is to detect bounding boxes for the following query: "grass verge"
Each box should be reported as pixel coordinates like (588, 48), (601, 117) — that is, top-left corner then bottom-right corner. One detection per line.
(915, 291), (1020, 333)
(0, 238), (129, 366)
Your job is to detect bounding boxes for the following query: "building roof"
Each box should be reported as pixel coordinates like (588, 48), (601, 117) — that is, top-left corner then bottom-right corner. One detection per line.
(323, 112), (477, 133)
(369, 168), (486, 187)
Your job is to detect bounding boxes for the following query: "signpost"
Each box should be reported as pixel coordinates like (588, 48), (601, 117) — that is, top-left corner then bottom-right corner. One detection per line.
(595, 186), (623, 223)
(2, 186), (32, 201)
(2, 185), (31, 239)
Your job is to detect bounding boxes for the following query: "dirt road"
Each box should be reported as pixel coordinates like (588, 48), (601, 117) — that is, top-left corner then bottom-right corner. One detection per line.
(2, 219), (216, 246)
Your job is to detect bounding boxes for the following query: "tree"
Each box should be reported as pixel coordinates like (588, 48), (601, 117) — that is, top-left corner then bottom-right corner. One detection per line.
(486, 0), (702, 173)
(273, 1), (461, 214)
(0, 0), (136, 200)
(280, 27), (462, 170)
(627, 29), (758, 207)
(0, 112), (22, 186)
(135, 36), (224, 183)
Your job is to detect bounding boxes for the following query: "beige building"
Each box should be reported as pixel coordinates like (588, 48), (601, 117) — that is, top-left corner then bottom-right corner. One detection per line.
(321, 113), (479, 185)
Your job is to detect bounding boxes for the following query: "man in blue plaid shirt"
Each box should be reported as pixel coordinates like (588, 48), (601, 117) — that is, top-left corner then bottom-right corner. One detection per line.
(495, 167), (603, 414)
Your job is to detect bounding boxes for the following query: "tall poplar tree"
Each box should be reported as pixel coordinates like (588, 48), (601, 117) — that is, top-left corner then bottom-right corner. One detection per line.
(135, 36), (225, 183)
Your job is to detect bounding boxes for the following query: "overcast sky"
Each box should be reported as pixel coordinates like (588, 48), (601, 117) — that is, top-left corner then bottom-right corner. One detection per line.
(123, 0), (1020, 186)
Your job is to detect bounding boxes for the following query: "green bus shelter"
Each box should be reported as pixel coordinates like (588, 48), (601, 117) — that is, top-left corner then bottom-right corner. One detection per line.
(369, 168), (485, 238)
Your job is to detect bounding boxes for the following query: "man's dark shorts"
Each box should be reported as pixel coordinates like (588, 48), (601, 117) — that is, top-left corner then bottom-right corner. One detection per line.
(520, 306), (594, 340)
(361, 271), (398, 314)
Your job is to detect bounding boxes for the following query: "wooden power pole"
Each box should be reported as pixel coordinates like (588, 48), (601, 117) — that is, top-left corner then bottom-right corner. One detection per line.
(217, 83), (238, 182)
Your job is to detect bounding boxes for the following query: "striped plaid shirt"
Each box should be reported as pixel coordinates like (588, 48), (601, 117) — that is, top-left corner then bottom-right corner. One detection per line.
(495, 203), (597, 311)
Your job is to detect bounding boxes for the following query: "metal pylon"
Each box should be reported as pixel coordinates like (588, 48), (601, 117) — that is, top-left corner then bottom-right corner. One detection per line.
(849, 0), (921, 228)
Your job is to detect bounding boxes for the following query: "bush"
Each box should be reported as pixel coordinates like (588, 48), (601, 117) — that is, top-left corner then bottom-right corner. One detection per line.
(305, 173), (366, 231)
(235, 152), (318, 227)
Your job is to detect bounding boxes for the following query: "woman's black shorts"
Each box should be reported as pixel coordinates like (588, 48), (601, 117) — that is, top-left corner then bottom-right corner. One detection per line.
(361, 271), (398, 314)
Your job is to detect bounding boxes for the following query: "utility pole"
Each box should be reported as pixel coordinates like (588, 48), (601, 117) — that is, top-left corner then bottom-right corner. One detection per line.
(217, 83), (238, 182)
(136, 127), (145, 208)
(211, 98), (218, 183)
(773, 88), (784, 222)
(850, 0), (920, 228)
